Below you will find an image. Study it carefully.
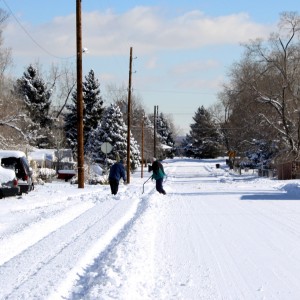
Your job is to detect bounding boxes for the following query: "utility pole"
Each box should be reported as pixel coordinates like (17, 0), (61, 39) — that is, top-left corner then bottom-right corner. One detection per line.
(141, 113), (144, 178)
(76, 0), (84, 188)
(127, 47), (133, 184)
(154, 105), (157, 158)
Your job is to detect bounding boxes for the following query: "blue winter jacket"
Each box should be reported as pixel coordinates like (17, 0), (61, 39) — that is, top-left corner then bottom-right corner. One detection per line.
(109, 162), (126, 182)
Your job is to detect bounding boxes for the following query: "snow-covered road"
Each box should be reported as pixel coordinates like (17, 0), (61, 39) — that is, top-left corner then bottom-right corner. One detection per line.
(1, 158), (300, 299)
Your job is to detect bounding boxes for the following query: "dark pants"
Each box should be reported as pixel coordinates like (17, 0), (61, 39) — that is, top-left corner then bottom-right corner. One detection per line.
(109, 179), (119, 195)
(156, 178), (166, 194)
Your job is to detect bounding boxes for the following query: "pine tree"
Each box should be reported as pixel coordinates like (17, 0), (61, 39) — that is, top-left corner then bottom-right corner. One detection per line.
(83, 69), (104, 142)
(15, 64), (53, 148)
(186, 106), (221, 158)
(181, 135), (194, 158)
(157, 112), (175, 158)
(64, 69), (104, 155)
(86, 104), (140, 170)
(64, 90), (78, 153)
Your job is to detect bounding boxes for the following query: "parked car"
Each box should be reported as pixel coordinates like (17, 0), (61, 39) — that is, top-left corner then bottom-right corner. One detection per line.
(57, 169), (76, 181)
(0, 161), (20, 199)
(0, 151), (34, 195)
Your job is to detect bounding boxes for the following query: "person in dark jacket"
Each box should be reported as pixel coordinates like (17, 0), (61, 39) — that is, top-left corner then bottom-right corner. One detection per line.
(109, 159), (126, 195)
(151, 157), (166, 195)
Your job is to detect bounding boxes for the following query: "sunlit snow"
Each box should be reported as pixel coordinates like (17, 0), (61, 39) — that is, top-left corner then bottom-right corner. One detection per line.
(1, 158), (300, 299)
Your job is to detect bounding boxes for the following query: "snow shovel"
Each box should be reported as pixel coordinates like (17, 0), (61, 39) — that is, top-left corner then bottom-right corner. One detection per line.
(142, 175), (152, 194)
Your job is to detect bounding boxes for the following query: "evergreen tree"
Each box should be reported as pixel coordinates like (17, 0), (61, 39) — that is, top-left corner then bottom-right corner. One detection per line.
(83, 69), (104, 141)
(181, 135), (194, 158)
(242, 139), (278, 169)
(86, 104), (140, 170)
(15, 64), (53, 148)
(64, 90), (78, 153)
(157, 112), (175, 158)
(64, 69), (104, 155)
(186, 106), (221, 158)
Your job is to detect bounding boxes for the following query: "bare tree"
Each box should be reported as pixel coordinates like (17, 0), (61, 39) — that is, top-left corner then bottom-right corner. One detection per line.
(242, 12), (300, 157)
(217, 12), (300, 160)
(0, 78), (31, 149)
(48, 62), (76, 119)
(0, 9), (30, 149)
(0, 9), (11, 80)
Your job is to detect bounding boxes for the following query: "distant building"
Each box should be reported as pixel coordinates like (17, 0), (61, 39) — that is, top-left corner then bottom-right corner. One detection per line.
(29, 149), (75, 171)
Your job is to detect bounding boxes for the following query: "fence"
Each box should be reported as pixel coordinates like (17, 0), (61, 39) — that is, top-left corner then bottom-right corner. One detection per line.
(277, 161), (300, 180)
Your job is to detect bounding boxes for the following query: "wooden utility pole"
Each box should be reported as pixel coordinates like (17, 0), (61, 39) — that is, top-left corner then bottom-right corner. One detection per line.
(76, 0), (84, 188)
(127, 47), (133, 183)
(141, 113), (144, 178)
(154, 105), (158, 158)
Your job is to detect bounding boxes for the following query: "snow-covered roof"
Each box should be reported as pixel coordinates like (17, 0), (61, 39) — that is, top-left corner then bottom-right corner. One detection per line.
(0, 150), (26, 159)
(160, 144), (173, 149)
(29, 149), (56, 161)
(28, 149), (74, 162)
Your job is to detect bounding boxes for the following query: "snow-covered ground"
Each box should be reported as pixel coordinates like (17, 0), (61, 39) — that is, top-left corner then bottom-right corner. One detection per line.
(1, 157), (300, 300)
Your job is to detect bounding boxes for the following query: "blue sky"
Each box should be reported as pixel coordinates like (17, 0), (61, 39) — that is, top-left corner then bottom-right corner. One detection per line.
(1, 0), (299, 134)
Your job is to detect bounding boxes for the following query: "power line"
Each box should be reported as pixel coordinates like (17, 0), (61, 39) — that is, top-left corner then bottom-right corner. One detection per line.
(168, 113), (195, 115)
(134, 88), (217, 95)
(2, 0), (75, 60)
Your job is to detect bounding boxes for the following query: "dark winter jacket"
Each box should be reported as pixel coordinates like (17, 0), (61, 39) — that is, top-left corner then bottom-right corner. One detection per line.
(151, 160), (166, 180)
(109, 162), (126, 182)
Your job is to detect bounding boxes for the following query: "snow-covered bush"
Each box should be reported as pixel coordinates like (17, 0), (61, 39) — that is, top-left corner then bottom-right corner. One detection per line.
(70, 163), (108, 185)
(37, 168), (56, 182)
(242, 139), (278, 169)
(88, 163), (108, 185)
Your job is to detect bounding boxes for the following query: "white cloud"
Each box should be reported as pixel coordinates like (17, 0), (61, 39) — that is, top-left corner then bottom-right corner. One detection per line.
(170, 60), (220, 76)
(99, 72), (116, 83)
(175, 76), (224, 90)
(3, 6), (273, 59)
(145, 56), (158, 69)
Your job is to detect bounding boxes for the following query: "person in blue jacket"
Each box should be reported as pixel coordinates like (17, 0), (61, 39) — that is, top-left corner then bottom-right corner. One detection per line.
(109, 159), (126, 195)
(151, 157), (166, 195)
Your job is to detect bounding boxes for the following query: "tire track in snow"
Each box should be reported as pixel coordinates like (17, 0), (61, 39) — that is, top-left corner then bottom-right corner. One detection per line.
(0, 191), (142, 299)
(69, 194), (179, 299)
(0, 194), (96, 265)
(66, 193), (151, 299)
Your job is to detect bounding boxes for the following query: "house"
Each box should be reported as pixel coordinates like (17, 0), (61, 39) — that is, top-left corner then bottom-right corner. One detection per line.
(29, 149), (75, 171)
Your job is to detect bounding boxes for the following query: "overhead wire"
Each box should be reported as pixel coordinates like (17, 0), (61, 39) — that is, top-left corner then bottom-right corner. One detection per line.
(2, 0), (218, 127)
(134, 88), (217, 95)
(1, 0), (75, 60)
